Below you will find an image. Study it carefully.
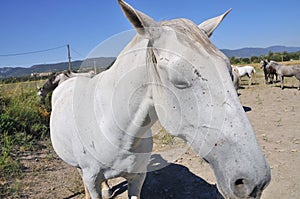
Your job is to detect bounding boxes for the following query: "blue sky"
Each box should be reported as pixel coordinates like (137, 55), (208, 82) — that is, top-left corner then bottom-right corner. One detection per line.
(0, 0), (299, 67)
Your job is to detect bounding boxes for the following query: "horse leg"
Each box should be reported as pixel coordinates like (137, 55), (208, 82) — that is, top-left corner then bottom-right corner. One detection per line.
(247, 73), (252, 86)
(264, 71), (268, 84)
(270, 73), (274, 84)
(281, 76), (284, 89)
(77, 168), (92, 199)
(81, 168), (104, 199)
(126, 173), (146, 199)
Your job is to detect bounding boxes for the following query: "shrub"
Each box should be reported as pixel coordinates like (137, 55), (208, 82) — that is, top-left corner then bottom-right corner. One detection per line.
(3, 88), (48, 138)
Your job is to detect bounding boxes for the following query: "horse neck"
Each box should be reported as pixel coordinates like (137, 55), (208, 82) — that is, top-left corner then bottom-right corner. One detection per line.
(271, 63), (281, 70)
(96, 40), (158, 144)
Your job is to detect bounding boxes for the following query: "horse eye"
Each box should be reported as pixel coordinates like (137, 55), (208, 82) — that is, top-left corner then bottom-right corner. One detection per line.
(172, 80), (192, 89)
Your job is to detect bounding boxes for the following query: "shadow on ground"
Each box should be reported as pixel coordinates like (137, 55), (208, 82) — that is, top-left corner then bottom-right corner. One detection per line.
(110, 154), (224, 199)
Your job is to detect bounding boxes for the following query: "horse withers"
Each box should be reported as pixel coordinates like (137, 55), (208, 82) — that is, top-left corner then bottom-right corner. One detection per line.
(50, 1), (271, 198)
(267, 60), (300, 90)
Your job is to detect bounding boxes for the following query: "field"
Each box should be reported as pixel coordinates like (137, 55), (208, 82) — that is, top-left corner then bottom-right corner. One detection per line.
(0, 64), (299, 198)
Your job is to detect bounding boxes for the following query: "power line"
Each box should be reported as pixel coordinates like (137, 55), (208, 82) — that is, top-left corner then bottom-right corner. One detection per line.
(0, 45), (67, 57)
(70, 47), (86, 59)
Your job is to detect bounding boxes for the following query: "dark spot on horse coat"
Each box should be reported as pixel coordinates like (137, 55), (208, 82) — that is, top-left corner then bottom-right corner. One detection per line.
(90, 141), (95, 150)
(193, 68), (208, 81)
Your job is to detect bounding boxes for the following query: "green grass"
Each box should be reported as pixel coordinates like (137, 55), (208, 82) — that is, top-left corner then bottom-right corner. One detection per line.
(153, 128), (175, 145)
(0, 81), (50, 197)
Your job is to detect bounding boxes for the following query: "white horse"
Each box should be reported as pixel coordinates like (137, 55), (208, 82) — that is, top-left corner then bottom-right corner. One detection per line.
(50, 1), (270, 199)
(232, 65), (256, 86)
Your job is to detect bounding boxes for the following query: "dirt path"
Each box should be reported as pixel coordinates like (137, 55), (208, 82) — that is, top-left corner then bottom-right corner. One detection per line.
(10, 71), (300, 199)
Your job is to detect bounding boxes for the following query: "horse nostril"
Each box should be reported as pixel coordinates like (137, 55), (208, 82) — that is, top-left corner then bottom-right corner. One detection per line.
(232, 178), (251, 198)
(235, 179), (245, 186)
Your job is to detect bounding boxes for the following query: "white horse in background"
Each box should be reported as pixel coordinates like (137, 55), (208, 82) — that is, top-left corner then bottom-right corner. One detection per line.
(232, 65), (256, 86)
(50, 1), (270, 199)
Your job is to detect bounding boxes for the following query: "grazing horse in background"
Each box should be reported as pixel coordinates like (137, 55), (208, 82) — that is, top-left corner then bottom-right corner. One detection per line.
(260, 60), (277, 84)
(232, 65), (256, 86)
(267, 61), (300, 90)
(50, 1), (270, 199)
(37, 70), (95, 104)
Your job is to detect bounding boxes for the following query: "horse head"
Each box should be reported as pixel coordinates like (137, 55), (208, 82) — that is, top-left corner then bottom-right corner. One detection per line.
(260, 60), (267, 69)
(119, 1), (270, 198)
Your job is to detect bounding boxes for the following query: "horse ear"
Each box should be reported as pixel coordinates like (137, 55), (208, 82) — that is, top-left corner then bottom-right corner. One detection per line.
(118, 0), (160, 38)
(198, 9), (232, 37)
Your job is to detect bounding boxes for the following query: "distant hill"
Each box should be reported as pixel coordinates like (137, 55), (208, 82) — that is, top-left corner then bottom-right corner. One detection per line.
(221, 46), (300, 58)
(1, 46), (300, 78)
(0, 57), (115, 78)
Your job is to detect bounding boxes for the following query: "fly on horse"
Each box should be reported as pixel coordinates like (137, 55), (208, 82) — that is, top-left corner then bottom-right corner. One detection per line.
(50, 1), (270, 198)
(260, 60), (277, 84)
(37, 70), (95, 103)
(266, 60), (300, 90)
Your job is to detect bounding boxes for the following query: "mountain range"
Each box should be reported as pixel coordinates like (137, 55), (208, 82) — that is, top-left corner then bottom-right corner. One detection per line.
(0, 57), (115, 78)
(1, 46), (300, 78)
(221, 46), (300, 58)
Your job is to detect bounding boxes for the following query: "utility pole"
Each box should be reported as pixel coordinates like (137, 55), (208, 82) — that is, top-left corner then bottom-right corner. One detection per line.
(67, 44), (72, 71)
(94, 60), (97, 74)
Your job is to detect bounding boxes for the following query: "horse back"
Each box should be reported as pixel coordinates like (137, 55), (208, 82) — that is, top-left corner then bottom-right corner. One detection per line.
(280, 65), (300, 76)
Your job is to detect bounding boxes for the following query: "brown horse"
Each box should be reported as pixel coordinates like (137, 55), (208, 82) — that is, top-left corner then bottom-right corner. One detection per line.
(266, 61), (300, 90)
(260, 60), (277, 84)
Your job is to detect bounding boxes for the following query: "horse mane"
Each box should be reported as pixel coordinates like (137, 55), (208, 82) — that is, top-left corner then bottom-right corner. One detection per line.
(269, 60), (279, 66)
(161, 18), (222, 57)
